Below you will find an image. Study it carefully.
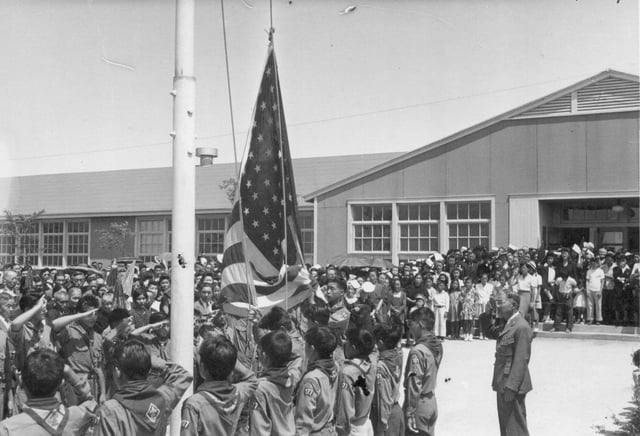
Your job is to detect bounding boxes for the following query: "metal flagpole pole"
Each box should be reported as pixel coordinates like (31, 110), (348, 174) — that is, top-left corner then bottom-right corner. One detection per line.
(170, 0), (195, 433)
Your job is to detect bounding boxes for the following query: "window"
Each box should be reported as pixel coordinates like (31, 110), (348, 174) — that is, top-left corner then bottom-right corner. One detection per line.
(352, 205), (391, 252)
(298, 211), (314, 264)
(0, 223), (14, 266)
(446, 201), (491, 250)
(398, 203), (439, 252)
(138, 218), (170, 263)
(42, 222), (64, 266)
(67, 221), (90, 266)
(22, 230), (40, 267)
(197, 216), (226, 257)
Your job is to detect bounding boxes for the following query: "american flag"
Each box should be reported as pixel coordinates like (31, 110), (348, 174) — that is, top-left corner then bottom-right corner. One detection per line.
(221, 45), (311, 317)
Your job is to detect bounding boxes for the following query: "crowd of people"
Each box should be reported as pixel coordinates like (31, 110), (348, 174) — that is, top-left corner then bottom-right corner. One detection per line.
(0, 241), (635, 435)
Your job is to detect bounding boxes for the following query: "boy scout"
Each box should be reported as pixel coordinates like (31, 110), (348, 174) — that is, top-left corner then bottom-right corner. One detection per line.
(335, 327), (377, 436)
(250, 330), (297, 435)
(404, 308), (440, 436)
(492, 292), (533, 436)
(52, 294), (105, 405)
(0, 349), (97, 435)
(180, 336), (257, 436)
(96, 339), (192, 436)
(295, 326), (339, 436)
(371, 322), (404, 436)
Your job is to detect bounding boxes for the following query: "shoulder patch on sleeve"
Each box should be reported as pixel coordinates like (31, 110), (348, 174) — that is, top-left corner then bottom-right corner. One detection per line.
(302, 384), (316, 398)
(181, 420), (190, 429)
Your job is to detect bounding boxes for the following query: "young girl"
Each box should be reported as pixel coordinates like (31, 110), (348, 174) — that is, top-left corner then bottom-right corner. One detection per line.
(130, 288), (150, 329)
(447, 279), (462, 340)
(459, 279), (478, 341)
(389, 278), (407, 329)
(573, 278), (586, 324)
(432, 281), (449, 340)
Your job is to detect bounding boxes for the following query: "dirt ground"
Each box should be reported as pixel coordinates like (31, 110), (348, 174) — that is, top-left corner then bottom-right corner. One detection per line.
(401, 336), (639, 436)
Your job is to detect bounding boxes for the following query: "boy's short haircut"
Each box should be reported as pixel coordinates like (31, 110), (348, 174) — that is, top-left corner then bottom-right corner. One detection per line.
(0, 292), (13, 305)
(149, 311), (168, 324)
(373, 322), (403, 351)
(258, 306), (292, 331)
(199, 336), (237, 381)
(326, 277), (347, 291)
(346, 327), (375, 357)
(260, 330), (292, 368)
(304, 326), (337, 359)
(19, 293), (41, 312)
(22, 349), (65, 398)
(113, 339), (151, 381)
(408, 307), (436, 331)
(78, 294), (100, 311)
(108, 308), (130, 328)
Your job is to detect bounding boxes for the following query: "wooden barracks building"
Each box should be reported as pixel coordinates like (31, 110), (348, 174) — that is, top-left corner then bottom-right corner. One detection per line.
(1, 70), (638, 267)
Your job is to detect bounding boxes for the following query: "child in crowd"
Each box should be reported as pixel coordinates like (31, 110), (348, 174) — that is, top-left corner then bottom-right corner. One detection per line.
(459, 279), (478, 341)
(573, 278), (587, 324)
(432, 281), (449, 340)
(447, 280), (462, 340)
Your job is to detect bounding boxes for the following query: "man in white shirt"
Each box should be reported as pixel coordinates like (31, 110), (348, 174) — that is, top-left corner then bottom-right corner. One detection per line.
(586, 258), (605, 325)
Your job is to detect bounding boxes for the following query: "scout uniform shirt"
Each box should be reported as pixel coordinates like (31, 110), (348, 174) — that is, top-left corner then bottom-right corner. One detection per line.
(56, 322), (103, 400)
(0, 396), (97, 436)
(96, 363), (193, 436)
(492, 312), (533, 395)
(328, 300), (350, 348)
(250, 366), (296, 436)
(370, 348), (403, 434)
(335, 353), (378, 436)
(295, 358), (339, 436)
(180, 367), (258, 436)
(404, 335), (439, 433)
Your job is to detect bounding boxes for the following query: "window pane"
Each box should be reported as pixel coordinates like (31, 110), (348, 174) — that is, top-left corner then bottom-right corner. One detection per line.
(398, 205), (408, 221)
(363, 226), (372, 238)
(353, 206), (362, 221)
(459, 203), (468, 220)
(355, 240), (362, 251)
(480, 202), (490, 219)
(480, 223), (489, 237)
(400, 239), (408, 251)
(449, 225), (457, 237)
(459, 224), (468, 237)
(469, 203), (479, 219)
(355, 226), (362, 238)
(431, 204), (440, 220)
(362, 206), (372, 221)
(409, 239), (418, 251)
(447, 203), (457, 219)
(373, 239), (382, 251)
(409, 204), (419, 220)
(382, 206), (392, 221)
(363, 240), (372, 251)
(400, 226), (408, 237)
(432, 224), (439, 237)
(409, 225), (418, 238)
(382, 240), (390, 251)
(470, 224), (479, 237)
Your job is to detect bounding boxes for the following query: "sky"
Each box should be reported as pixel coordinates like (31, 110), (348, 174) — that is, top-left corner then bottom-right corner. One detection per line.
(0, 0), (637, 177)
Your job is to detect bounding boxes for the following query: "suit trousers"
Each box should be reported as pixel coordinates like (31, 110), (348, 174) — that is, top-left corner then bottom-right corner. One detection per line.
(497, 392), (529, 436)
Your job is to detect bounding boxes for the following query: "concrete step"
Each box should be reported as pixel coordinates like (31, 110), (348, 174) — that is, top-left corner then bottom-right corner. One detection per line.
(534, 322), (640, 342)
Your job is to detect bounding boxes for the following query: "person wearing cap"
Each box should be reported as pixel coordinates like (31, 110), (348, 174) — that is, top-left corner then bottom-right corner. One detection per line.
(551, 272), (577, 333)
(492, 292), (533, 436)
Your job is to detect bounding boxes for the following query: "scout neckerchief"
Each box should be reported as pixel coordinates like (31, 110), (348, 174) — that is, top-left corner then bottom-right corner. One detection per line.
(22, 403), (69, 436)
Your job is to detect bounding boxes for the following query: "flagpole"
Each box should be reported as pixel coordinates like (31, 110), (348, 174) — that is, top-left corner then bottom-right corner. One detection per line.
(170, 0), (195, 433)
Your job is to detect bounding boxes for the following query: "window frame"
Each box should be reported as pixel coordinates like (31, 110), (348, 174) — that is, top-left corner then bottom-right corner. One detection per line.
(349, 202), (393, 254)
(397, 203), (440, 254)
(196, 215), (227, 257)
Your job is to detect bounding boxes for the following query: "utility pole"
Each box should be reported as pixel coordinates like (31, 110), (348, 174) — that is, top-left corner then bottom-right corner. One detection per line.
(170, 0), (195, 433)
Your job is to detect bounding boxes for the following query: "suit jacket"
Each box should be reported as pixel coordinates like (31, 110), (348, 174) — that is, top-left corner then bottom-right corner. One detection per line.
(492, 314), (533, 395)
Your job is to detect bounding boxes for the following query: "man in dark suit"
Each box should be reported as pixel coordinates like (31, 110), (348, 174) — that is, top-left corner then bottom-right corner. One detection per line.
(492, 292), (533, 436)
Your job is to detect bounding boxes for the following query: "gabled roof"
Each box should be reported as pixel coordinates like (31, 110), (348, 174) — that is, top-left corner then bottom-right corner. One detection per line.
(0, 152), (402, 217)
(303, 69), (639, 201)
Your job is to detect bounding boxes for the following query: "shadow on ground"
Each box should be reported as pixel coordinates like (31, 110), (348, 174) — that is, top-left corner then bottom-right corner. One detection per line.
(594, 397), (640, 436)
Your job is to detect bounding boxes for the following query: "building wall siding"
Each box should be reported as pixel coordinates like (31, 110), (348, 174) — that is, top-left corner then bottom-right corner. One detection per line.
(315, 112), (639, 263)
